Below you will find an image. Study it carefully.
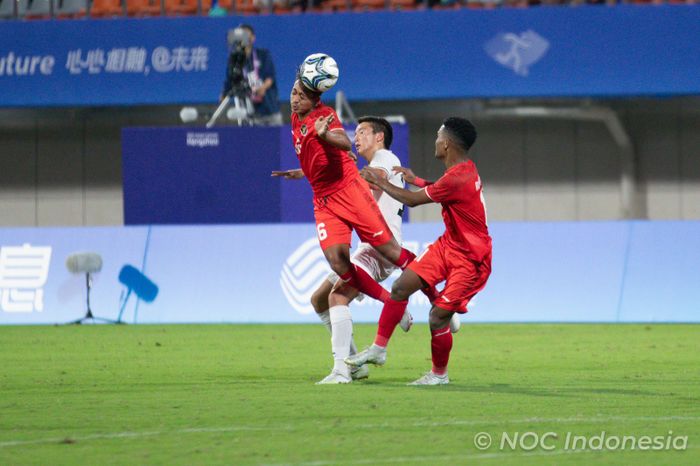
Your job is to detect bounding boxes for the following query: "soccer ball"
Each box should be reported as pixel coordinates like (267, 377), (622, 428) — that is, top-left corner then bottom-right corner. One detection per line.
(300, 53), (339, 93)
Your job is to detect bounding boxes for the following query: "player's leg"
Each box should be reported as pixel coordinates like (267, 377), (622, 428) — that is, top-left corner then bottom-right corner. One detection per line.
(316, 283), (361, 384)
(323, 243), (390, 303)
(332, 178), (417, 276)
(409, 252), (491, 386)
(345, 268), (426, 367)
(315, 205), (390, 303)
(408, 305), (453, 386)
(346, 239), (447, 368)
(373, 239), (440, 303)
(372, 237), (415, 270)
(311, 279), (334, 334)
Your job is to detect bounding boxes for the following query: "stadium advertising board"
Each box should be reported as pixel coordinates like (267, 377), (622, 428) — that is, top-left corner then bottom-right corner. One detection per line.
(0, 221), (697, 325)
(121, 125), (410, 224)
(0, 6), (699, 106)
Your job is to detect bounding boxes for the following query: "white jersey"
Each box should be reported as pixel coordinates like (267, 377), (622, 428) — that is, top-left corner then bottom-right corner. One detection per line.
(327, 148), (405, 289)
(367, 148), (404, 244)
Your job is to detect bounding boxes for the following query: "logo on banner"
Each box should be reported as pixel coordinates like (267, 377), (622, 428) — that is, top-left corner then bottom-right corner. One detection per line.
(280, 238), (330, 315)
(0, 244), (52, 313)
(484, 30), (549, 76)
(186, 132), (219, 148)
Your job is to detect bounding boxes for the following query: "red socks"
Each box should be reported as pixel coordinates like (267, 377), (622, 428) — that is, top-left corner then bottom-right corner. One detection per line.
(431, 326), (453, 375)
(374, 298), (408, 347)
(340, 265), (390, 303)
(394, 247), (415, 270)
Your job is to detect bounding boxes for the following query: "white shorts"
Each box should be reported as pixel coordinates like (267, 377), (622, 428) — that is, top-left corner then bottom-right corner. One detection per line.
(326, 243), (397, 295)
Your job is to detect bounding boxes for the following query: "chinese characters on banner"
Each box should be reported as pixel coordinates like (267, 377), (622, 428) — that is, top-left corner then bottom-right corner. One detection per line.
(65, 46), (209, 75)
(0, 244), (52, 313)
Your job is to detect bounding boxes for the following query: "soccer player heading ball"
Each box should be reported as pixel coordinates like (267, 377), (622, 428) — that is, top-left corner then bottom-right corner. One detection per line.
(273, 57), (440, 343)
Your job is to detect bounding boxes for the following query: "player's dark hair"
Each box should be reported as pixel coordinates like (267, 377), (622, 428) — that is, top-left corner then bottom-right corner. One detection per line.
(294, 70), (322, 100)
(357, 116), (393, 150)
(442, 117), (477, 153)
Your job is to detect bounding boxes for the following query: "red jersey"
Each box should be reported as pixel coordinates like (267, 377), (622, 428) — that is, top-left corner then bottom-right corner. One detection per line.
(425, 161), (492, 263)
(291, 104), (359, 198)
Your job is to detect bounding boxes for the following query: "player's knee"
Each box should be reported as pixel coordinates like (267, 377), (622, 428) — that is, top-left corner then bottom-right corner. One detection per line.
(375, 239), (400, 262)
(428, 309), (451, 330)
(310, 288), (327, 313)
(326, 254), (350, 276)
(390, 280), (411, 301)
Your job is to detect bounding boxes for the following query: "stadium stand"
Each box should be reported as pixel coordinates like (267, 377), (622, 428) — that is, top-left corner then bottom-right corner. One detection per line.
(126, 0), (161, 16)
(55, 0), (87, 17)
(21, 0), (51, 18)
(165, 0), (199, 15)
(0, 0), (694, 18)
(89, 0), (123, 16)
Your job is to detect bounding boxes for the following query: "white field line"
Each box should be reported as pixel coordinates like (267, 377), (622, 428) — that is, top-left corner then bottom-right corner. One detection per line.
(0, 415), (698, 449)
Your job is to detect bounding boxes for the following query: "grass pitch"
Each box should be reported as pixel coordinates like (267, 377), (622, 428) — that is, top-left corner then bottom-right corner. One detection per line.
(0, 323), (698, 465)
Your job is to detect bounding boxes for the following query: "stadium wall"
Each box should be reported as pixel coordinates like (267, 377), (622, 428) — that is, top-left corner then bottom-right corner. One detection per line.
(0, 221), (697, 325)
(1, 100), (699, 226)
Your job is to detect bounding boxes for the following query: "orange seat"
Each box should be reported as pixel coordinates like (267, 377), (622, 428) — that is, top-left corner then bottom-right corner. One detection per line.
(127, 0), (161, 15)
(318, 0), (353, 10)
(272, 3), (293, 12)
(232, 0), (259, 13)
(390, 0), (415, 9)
(165, 0), (197, 14)
(91, 0), (124, 14)
(353, 0), (384, 10)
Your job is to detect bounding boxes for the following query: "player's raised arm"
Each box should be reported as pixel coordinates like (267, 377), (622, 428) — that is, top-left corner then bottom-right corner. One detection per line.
(393, 166), (433, 187)
(363, 166), (388, 199)
(316, 115), (352, 151)
(271, 169), (305, 179)
(360, 166), (432, 208)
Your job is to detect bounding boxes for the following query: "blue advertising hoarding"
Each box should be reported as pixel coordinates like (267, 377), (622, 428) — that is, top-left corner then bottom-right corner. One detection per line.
(1, 6), (699, 107)
(122, 124), (410, 224)
(0, 221), (697, 325)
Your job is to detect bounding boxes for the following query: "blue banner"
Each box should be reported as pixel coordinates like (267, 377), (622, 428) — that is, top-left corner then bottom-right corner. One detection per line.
(122, 124), (410, 224)
(0, 221), (697, 325)
(1, 6), (699, 107)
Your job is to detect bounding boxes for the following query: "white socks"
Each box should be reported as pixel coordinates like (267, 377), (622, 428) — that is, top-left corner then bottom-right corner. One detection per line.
(317, 310), (332, 334)
(329, 305), (353, 377)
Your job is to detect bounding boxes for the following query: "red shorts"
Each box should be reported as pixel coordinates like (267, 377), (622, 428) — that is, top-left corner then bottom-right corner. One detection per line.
(313, 177), (394, 250)
(408, 236), (492, 313)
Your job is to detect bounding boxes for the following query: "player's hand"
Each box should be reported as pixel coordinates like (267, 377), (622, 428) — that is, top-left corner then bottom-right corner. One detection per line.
(271, 169), (304, 180)
(360, 166), (382, 186)
(393, 166), (417, 184)
(347, 151), (358, 162)
(315, 115), (333, 137)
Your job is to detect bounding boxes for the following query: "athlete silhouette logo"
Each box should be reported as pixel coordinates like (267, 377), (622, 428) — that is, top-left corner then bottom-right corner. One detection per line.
(484, 30), (550, 76)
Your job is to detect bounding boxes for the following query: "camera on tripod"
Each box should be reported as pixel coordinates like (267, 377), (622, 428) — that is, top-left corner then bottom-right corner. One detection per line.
(226, 27), (253, 99)
(197, 26), (256, 128)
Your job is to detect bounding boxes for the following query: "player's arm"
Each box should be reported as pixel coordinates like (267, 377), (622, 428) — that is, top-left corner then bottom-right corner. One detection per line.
(393, 166), (434, 187)
(364, 167), (388, 201)
(315, 115), (352, 151)
(271, 169), (305, 180)
(360, 166), (432, 207)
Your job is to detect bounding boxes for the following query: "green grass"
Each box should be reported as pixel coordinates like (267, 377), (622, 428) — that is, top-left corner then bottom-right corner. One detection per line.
(0, 324), (698, 465)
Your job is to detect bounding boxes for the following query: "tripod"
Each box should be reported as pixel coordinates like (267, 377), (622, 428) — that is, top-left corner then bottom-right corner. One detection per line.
(68, 272), (121, 325)
(207, 72), (255, 128)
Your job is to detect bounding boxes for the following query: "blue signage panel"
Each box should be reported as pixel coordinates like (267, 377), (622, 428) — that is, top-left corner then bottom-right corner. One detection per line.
(1, 6), (699, 107)
(122, 124), (409, 224)
(122, 126), (283, 225)
(0, 221), (697, 325)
